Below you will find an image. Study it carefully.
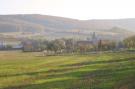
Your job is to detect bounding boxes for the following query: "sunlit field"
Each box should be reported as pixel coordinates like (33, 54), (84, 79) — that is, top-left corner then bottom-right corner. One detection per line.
(0, 51), (135, 89)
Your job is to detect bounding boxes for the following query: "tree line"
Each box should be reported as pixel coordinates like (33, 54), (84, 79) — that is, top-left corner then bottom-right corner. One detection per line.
(22, 35), (135, 54)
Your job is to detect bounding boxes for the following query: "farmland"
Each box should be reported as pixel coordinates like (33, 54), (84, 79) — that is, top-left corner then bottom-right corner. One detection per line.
(0, 51), (135, 89)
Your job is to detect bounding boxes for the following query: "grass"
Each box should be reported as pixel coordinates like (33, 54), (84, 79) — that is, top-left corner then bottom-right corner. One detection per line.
(0, 51), (135, 89)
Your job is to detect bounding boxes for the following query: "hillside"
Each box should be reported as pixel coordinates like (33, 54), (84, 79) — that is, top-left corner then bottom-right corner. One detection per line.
(0, 14), (135, 40)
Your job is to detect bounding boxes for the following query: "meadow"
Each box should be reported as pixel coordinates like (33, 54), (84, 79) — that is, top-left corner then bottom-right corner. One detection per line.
(0, 51), (135, 89)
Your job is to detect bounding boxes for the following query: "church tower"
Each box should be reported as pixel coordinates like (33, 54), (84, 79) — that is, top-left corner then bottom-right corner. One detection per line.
(91, 32), (98, 45)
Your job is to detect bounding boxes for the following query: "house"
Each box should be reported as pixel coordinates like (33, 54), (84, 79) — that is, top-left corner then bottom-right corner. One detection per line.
(22, 40), (42, 52)
(0, 38), (22, 50)
(76, 41), (96, 52)
(77, 32), (99, 46)
(98, 39), (116, 51)
(77, 41), (93, 46)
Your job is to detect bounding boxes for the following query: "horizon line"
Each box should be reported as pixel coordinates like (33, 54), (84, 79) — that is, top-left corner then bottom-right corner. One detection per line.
(0, 13), (135, 20)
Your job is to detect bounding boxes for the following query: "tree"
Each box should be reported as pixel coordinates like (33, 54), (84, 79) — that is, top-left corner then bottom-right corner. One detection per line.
(124, 35), (135, 49)
(46, 39), (66, 53)
(65, 39), (75, 53)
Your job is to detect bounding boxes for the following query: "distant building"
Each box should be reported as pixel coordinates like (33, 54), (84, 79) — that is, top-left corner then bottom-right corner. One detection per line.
(22, 40), (42, 52)
(78, 32), (99, 46)
(91, 32), (98, 45)
(0, 38), (22, 50)
(0, 41), (4, 49)
(77, 41), (93, 46)
(98, 39), (116, 51)
(76, 32), (99, 51)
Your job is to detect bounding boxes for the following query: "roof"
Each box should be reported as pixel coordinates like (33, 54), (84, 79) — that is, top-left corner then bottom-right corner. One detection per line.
(77, 41), (93, 45)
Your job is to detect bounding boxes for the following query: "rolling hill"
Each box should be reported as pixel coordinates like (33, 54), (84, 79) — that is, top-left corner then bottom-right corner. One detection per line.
(0, 14), (135, 40)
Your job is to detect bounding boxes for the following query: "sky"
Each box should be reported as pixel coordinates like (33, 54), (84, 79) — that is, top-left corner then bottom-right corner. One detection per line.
(0, 0), (135, 20)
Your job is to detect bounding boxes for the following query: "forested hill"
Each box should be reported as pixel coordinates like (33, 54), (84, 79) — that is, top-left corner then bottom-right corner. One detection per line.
(0, 14), (134, 40)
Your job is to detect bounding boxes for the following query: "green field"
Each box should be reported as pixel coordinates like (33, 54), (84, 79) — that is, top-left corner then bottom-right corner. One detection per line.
(0, 51), (135, 89)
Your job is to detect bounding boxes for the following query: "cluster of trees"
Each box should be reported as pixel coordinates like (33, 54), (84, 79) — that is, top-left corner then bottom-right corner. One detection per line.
(40, 39), (74, 53)
(124, 35), (135, 50)
(23, 39), (120, 53)
(22, 35), (135, 53)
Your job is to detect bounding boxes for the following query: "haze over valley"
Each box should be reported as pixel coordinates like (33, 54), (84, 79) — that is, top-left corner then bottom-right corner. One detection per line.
(0, 14), (135, 40)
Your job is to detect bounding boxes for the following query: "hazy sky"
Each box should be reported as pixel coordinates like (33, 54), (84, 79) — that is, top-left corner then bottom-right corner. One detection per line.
(0, 0), (135, 20)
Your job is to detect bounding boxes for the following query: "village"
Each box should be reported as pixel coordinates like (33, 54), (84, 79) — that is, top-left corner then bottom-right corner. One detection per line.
(0, 32), (126, 55)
